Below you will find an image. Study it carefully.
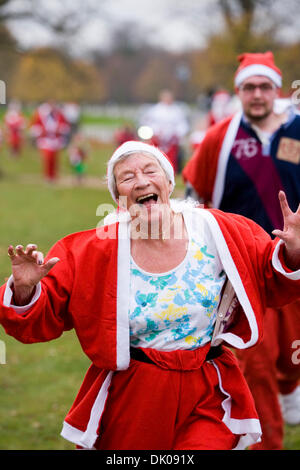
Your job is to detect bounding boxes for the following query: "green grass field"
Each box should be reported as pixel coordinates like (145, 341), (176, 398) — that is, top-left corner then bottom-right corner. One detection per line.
(0, 138), (116, 449)
(0, 136), (299, 450)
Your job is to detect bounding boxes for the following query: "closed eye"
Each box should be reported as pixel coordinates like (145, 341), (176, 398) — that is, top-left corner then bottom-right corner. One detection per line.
(122, 174), (134, 182)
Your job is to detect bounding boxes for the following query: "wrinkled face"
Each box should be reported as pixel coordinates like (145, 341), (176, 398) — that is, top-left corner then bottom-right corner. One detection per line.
(237, 75), (279, 121)
(114, 152), (173, 226)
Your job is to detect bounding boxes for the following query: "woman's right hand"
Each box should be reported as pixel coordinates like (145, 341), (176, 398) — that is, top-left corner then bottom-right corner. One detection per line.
(8, 244), (60, 305)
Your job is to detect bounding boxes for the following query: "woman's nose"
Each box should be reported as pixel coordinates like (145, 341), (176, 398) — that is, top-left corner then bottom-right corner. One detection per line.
(135, 172), (150, 187)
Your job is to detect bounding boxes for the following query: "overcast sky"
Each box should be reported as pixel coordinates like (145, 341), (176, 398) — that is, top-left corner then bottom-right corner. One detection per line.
(7, 0), (223, 55)
(6, 0), (300, 56)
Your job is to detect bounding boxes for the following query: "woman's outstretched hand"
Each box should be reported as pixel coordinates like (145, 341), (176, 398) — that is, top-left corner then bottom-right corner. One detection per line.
(272, 191), (300, 271)
(8, 244), (59, 305)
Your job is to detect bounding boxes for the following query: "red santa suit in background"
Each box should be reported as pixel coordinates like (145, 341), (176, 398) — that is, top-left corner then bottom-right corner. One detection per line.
(189, 92), (241, 152)
(207, 90), (233, 127)
(4, 101), (25, 156)
(30, 102), (70, 182)
(114, 124), (136, 147)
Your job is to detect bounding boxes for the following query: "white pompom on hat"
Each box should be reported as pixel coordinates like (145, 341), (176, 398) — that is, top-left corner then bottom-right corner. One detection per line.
(234, 51), (282, 88)
(107, 140), (175, 202)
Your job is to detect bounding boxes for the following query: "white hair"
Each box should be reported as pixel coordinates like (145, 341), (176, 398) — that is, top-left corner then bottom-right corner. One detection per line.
(106, 141), (175, 203)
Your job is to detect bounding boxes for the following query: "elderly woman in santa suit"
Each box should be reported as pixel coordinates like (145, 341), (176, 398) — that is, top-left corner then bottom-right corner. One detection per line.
(1, 140), (300, 450)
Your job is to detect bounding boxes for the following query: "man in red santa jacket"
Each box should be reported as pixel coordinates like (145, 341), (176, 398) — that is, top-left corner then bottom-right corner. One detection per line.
(183, 51), (300, 449)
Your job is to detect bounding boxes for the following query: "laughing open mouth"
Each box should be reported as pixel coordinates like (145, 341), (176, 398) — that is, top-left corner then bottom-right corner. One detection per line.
(136, 193), (158, 205)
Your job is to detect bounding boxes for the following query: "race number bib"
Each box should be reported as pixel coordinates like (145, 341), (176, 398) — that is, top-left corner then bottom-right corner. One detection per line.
(232, 138), (258, 159)
(277, 137), (300, 164)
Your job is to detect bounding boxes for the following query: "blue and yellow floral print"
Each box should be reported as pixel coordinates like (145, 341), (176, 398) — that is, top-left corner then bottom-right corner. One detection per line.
(129, 237), (226, 350)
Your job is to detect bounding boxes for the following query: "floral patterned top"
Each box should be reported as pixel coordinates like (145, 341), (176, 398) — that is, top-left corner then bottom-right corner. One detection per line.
(129, 232), (226, 351)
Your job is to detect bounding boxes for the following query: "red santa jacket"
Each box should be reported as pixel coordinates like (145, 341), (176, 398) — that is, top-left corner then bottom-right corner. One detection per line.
(182, 113), (240, 206)
(30, 103), (70, 151)
(1, 205), (299, 368)
(4, 111), (25, 133)
(1, 205), (299, 448)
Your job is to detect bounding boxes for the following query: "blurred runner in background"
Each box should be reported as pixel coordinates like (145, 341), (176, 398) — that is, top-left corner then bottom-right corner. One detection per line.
(114, 122), (136, 147)
(30, 101), (70, 183)
(207, 89), (233, 127)
(62, 102), (81, 145)
(139, 89), (189, 174)
(68, 132), (88, 185)
(189, 90), (241, 151)
(4, 100), (25, 157)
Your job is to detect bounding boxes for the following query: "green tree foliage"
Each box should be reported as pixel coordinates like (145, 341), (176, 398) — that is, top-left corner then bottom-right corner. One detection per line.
(0, 24), (20, 98)
(11, 47), (107, 103)
(1, 0), (300, 103)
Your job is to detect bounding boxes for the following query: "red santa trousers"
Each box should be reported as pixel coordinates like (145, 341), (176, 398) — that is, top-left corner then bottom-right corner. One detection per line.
(91, 344), (257, 450)
(166, 144), (179, 174)
(236, 300), (300, 450)
(8, 132), (22, 154)
(40, 148), (58, 181)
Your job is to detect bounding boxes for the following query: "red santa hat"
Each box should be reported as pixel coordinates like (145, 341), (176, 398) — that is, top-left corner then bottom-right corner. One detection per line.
(107, 140), (175, 202)
(234, 51), (282, 88)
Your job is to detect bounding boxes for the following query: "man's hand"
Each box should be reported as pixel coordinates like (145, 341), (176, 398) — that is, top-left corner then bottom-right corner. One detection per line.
(8, 244), (59, 305)
(272, 191), (300, 271)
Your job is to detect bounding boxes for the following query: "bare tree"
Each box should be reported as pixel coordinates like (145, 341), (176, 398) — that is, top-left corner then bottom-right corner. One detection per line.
(1, 0), (103, 34)
(164, 0), (300, 46)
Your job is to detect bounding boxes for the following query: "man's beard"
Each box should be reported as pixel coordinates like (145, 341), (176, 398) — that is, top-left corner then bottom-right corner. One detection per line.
(244, 103), (273, 123)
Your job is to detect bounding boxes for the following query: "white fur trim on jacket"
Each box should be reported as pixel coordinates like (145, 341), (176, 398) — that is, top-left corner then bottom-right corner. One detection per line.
(212, 111), (242, 209)
(272, 240), (300, 280)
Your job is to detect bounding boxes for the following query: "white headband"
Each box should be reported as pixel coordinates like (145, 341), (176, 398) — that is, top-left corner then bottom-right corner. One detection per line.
(107, 140), (175, 203)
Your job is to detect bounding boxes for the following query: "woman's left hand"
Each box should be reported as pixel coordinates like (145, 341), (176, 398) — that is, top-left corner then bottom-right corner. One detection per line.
(272, 191), (300, 271)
